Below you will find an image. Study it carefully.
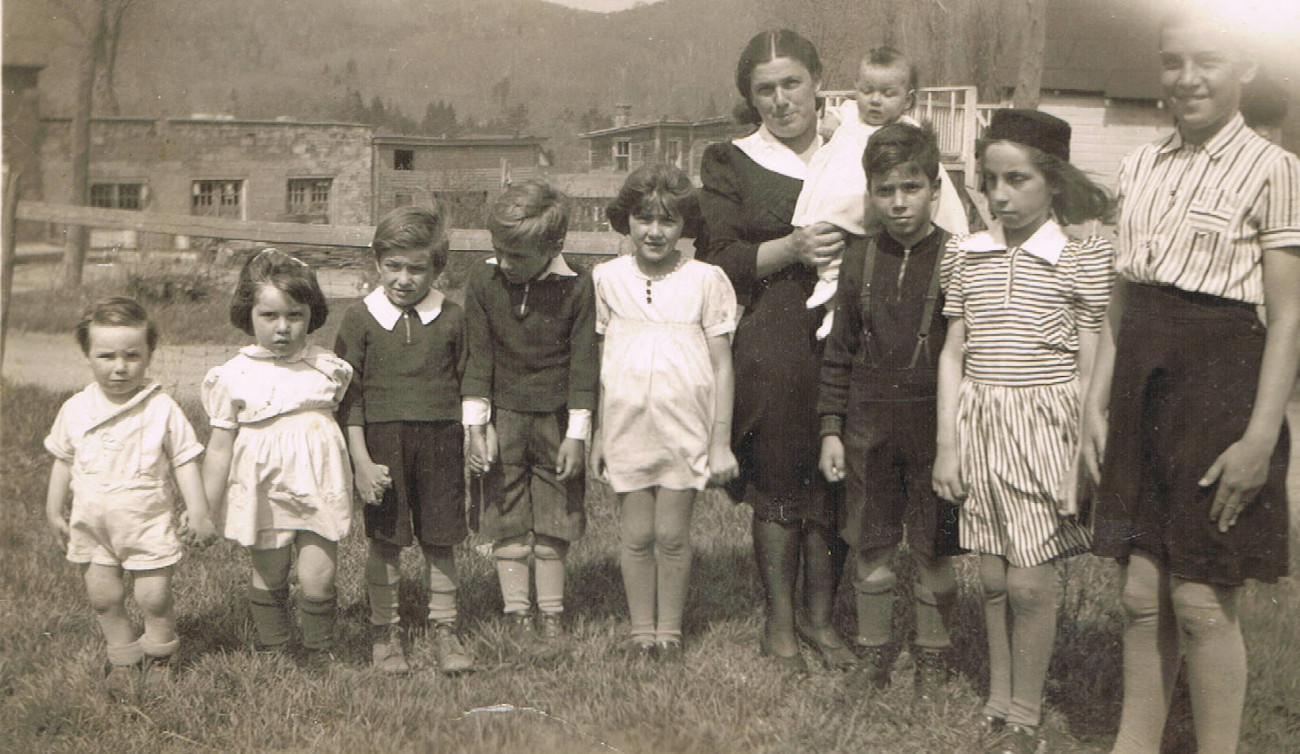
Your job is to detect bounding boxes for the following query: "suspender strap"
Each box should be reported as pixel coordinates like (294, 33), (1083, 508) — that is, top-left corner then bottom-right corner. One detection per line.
(907, 257), (944, 369)
(858, 237), (878, 335)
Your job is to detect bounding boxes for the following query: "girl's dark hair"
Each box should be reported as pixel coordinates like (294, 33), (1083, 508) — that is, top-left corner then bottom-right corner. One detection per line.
(487, 181), (570, 255)
(75, 296), (158, 355)
(977, 139), (1113, 225)
(605, 163), (702, 238)
(372, 203), (451, 272)
(229, 248), (329, 335)
(862, 122), (941, 183)
(733, 29), (822, 125)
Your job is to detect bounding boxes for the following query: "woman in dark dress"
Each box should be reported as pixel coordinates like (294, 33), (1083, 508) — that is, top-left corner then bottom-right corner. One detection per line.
(698, 29), (855, 673)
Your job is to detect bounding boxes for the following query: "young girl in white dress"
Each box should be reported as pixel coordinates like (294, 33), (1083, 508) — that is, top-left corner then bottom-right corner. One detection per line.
(202, 249), (354, 666)
(590, 164), (739, 658)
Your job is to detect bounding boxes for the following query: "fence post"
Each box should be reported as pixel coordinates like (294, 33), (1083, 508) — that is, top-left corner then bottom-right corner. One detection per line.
(1, 168), (20, 375)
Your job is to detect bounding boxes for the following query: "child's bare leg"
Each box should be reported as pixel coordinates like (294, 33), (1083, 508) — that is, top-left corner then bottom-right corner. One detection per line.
(619, 489), (658, 645)
(83, 563), (140, 663)
(653, 488), (695, 643)
(131, 566), (179, 661)
(1173, 577), (1245, 754)
(1005, 562), (1059, 729)
(248, 544), (294, 651)
(294, 531), (339, 652)
(979, 554), (1011, 721)
(1110, 550), (1178, 754)
(366, 540), (402, 627)
(914, 553), (956, 650)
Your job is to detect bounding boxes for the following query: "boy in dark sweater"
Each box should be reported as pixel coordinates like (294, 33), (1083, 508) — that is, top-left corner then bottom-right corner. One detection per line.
(463, 181), (597, 641)
(334, 205), (474, 674)
(817, 123), (961, 694)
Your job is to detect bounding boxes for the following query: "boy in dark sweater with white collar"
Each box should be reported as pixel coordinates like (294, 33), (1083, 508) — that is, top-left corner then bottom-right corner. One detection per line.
(817, 123), (961, 694)
(463, 181), (598, 641)
(335, 205), (475, 675)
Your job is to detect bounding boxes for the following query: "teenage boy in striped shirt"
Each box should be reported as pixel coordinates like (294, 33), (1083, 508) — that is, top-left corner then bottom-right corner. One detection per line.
(1083, 8), (1300, 754)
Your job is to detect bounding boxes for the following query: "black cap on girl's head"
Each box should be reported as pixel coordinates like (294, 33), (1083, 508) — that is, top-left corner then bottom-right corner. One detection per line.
(985, 109), (1071, 162)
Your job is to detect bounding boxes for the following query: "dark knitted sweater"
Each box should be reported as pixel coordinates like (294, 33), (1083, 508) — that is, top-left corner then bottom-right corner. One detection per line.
(334, 297), (466, 425)
(461, 258), (598, 413)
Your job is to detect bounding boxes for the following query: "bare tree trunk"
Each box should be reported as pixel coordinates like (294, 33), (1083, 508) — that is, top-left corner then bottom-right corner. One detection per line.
(1011, 0), (1047, 109)
(63, 0), (106, 290)
(1, 169), (20, 375)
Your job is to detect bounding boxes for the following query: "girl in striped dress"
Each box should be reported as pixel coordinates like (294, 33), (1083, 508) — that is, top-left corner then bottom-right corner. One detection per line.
(932, 110), (1112, 754)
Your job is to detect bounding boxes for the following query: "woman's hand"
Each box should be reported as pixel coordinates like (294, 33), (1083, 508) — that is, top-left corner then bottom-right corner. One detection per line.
(789, 221), (846, 269)
(1203, 434), (1275, 533)
(1080, 399), (1108, 486)
(932, 446), (966, 504)
(818, 435), (846, 483)
(708, 440), (740, 486)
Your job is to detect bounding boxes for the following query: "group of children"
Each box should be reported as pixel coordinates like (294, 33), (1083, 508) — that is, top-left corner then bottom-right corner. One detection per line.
(41, 12), (1297, 754)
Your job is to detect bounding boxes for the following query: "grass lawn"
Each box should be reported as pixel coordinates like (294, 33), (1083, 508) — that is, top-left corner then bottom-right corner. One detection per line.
(3, 381), (1298, 753)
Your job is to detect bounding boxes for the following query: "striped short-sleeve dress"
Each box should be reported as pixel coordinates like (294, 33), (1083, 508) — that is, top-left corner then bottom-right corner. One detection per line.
(941, 221), (1113, 567)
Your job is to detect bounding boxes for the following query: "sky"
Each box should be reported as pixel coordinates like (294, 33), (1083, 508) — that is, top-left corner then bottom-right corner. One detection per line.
(544, 0), (662, 12)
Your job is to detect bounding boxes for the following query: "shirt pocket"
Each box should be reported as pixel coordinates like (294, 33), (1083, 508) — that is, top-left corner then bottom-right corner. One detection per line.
(1034, 306), (1077, 353)
(1186, 188), (1238, 255)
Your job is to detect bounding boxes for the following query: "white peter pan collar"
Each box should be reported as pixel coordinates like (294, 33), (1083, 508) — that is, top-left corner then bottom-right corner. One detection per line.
(732, 124), (822, 180)
(85, 380), (161, 432)
(363, 286), (444, 331)
(958, 219), (1069, 265)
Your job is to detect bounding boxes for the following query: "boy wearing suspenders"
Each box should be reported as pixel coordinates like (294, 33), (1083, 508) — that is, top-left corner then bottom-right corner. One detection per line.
(818, 122), (963, 695)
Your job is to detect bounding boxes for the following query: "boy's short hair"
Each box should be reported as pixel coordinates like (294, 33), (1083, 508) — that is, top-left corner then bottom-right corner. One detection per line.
(863, 122), (941, 183)
(604, 163), (702, 238)
(371, 204), (451, 271)
(75, 296), (159, 355)
(487, 181), (570, 255)
(229, 248), (330, 335)
(861, 46), (919, 92)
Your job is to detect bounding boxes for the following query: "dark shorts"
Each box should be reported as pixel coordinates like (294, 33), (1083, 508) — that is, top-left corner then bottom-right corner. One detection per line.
(841, 399), (963, 557)
(475, 408), (585, 544)
(363, 421), (468, 548)
(1092, 283), (1290, 585)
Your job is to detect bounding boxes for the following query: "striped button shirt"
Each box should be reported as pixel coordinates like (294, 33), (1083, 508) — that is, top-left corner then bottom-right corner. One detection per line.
(1116, 113), (1300, 304)
(942, 221), (1114, 386)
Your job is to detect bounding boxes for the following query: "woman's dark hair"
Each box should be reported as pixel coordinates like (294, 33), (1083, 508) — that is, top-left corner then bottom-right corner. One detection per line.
(605, 163), (702, 238)
(976, 139), (1114, 225)
(733, 29), (822, 125)
(75, 296), (159, 355)
(229, 248), (330, 335)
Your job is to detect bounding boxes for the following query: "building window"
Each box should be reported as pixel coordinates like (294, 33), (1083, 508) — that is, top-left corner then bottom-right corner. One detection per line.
(192, 180), (243, 218)
(615, 139), (630, 171)
(394, 149), (414, 171)
(90, 183), (143, 210)
(287, 178), (331, 221)
(665, 140), (681, 168)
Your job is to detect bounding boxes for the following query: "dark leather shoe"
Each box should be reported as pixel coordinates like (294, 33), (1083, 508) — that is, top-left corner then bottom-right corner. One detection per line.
(759, 634), (809, 675)
(795, 617), (858, 672)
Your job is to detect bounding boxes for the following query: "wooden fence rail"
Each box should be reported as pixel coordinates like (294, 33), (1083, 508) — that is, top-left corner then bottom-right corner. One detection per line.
(15, 200), (626, 256)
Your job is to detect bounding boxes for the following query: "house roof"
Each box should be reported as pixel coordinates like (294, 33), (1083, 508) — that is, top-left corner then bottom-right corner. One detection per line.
(998, 0), (1164, 100)
(579, 116), (732, 139)
(373, 135), (546, 147)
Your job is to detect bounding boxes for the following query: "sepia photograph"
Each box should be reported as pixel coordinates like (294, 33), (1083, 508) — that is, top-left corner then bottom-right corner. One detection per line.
(2, 0), (1299, 751)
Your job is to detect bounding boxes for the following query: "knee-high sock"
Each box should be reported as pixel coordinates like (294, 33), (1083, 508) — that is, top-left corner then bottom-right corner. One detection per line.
(248, 585), (293, 650)
(1175, 577), (1245, 754)
(915, 554), (957, 650)
(365, 552), (401, 627)
(533, 537), (568, 615)
(1005, 563), (1059, 728)
(980, 555), (1011, 720)
(298, 593), (337, 652)
(853, 546), (898, 647)
(493, 539), (532, 615)
(424, 545), (458, 625)
(1110, 551), (1178, 754)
